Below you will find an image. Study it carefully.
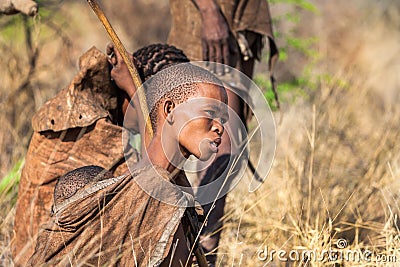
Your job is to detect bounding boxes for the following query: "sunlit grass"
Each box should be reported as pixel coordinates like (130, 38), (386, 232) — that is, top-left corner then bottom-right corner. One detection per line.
(219, 72), (400, 266)
(0, 159), (22, 266)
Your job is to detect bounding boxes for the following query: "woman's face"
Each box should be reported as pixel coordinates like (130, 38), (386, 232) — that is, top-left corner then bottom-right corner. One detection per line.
(172, 83), (229, 161)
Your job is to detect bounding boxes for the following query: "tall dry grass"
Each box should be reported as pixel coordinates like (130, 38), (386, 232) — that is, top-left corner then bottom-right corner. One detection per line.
(219, 76), (400, 266)
(218, 0), (400, 266)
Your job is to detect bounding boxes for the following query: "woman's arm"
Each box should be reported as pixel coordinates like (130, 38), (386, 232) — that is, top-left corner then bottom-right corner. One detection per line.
(107, 44), (148, 154)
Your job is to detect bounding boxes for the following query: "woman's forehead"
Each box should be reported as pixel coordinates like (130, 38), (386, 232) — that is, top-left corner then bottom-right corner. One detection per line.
(184, 95), (229, 117)
(196, 83), (228, 103)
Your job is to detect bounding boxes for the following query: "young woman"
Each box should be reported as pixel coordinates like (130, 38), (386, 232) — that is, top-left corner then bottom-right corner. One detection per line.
(27, 62), (228, 266)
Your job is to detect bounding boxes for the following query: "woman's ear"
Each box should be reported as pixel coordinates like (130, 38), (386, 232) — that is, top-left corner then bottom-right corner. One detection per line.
(163, 98), (175, 124)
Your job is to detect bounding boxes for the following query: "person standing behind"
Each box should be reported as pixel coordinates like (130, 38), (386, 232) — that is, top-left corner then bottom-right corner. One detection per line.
(168, 0), (279, 265)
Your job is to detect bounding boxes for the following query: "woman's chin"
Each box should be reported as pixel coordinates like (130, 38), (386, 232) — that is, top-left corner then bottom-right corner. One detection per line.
(194, 141), (219, 161)
(197, 150), (216, 161)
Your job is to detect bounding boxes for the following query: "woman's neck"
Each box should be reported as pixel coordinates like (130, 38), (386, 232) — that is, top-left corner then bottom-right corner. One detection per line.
(144, 134), (185, 174)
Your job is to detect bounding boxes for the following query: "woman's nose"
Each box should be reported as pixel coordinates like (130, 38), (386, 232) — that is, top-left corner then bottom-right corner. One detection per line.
(211, 119), (224, 136)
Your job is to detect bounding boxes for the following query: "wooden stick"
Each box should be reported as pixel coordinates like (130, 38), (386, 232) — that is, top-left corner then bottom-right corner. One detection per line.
(86, 0), (153, 138)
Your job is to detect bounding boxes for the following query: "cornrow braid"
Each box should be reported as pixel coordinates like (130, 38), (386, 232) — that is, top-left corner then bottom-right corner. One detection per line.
(133, 43), (190, 82)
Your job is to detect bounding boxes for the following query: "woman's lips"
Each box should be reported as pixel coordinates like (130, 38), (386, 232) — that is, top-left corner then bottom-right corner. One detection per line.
(209, 138), (221, 153)
(210, 141), (218, 153)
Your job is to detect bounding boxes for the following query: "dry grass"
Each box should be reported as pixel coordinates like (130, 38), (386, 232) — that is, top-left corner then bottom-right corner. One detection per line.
(218, 76), (400, 266)
(0, 161), (22, 265)
(218, 1), (400, 265)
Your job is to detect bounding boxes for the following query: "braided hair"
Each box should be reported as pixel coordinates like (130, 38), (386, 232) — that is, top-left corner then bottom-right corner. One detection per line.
(133, 44), (189, 82)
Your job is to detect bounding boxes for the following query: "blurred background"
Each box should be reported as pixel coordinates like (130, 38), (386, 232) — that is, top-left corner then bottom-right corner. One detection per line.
(0, 0), (399, 265)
